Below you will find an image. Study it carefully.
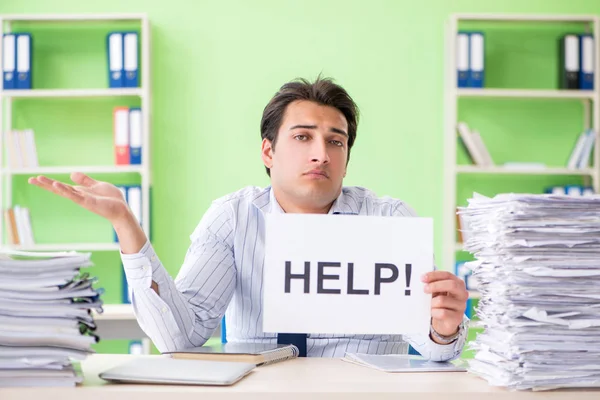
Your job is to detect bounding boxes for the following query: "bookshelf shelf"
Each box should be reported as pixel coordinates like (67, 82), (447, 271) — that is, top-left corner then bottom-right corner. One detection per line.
(6, 242), (120, 251)
(457, 88), (597, 100)
(444, 13), (600, 277)
(1, 165), (144, 175)
(0, 88), (143, 99)
(455, 166), (596, 176)
(1, 13), (147, 22)
(453, 13), (596, 23)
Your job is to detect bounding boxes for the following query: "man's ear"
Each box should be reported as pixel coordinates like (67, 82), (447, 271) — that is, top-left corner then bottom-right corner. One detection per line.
(261, 138), (274, 169)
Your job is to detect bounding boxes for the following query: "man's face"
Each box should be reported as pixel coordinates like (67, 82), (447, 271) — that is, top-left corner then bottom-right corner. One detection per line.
(262, 100), (349, 211)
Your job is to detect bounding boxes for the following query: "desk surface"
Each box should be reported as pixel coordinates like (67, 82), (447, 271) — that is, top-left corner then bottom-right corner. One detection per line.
(1, 354), (598, 400)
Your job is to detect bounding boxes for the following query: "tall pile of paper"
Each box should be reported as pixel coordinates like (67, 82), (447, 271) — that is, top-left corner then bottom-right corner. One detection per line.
(459, 193), (600, 391)
(0, 249), (103, 387)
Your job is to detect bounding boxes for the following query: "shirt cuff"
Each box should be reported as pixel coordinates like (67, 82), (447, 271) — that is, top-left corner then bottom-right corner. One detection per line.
(120, 240), (169, 291)
(426, 316), (470, 361)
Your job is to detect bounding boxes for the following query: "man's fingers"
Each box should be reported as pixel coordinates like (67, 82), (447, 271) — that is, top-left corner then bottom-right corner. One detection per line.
(431, 308), (463, 321)
(431, 295), (466, 312)
(70, 172), (97, 188)
(422, 270), (455, 283)
(424, 279), (467, 300)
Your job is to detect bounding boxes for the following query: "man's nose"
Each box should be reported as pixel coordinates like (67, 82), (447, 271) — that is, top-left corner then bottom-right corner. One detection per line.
(310, 140), (330, 164)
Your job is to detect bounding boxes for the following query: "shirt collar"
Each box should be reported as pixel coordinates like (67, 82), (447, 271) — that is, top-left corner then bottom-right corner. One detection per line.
(252, 186), (360, 215)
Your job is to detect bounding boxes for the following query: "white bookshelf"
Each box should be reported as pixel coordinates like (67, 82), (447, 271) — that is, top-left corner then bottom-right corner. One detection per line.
(0, 88), (143, 98)
(456, 165), (596, 176)
(444, 13), (600, 275)
(0, 165), (144, 175)
(8, 242), (120, 251)
(457, 88), (596, 100)
(0, 14), (152, 251)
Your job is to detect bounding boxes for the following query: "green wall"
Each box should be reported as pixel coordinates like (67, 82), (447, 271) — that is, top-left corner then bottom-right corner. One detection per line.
(1, 0), (599, 354)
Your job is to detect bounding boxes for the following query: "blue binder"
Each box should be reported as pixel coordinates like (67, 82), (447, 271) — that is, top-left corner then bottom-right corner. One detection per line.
(16, 33), (32, 89)
(129, 107), (142, 164)
(456, 31), (469, 88)
(468, 32), (485, 88)
(2, 34), (16, 89)
(107, 32), (124, 88)
(123, 32), (139, 87)
(579, 34), (594, 90)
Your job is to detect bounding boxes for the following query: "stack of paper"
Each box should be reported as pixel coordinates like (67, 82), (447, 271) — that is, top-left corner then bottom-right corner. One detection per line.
(458, 193), (600, 391)
(0, 249), (103, 387)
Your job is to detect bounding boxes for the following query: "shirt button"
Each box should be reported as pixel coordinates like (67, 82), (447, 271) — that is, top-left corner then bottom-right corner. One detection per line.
(161, 307), (168, 314)
(142, 265), (149, 271)
(151, 255), (157, 262)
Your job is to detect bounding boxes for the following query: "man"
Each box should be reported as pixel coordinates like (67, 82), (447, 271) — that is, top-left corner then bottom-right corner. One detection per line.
(29, 77), (469, 360)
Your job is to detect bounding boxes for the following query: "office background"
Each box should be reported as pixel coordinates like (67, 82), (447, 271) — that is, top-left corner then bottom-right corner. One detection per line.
(1, 0), (599, 353)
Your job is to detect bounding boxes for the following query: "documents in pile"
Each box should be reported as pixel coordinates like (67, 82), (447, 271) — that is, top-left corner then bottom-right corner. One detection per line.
(459, 193), (600, 391)
(0, 249), (103, 387)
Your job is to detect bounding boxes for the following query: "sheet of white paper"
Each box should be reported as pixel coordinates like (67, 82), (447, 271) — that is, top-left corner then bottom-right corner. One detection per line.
(263, 214), (432, 335)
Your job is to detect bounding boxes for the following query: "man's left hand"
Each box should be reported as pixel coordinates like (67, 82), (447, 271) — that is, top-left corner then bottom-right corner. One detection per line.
(422, 271), (468, 340)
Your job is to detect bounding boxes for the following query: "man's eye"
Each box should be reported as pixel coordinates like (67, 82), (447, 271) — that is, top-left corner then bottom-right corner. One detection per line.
(295, 135), (307, 141)
(330, 140), (343, 147)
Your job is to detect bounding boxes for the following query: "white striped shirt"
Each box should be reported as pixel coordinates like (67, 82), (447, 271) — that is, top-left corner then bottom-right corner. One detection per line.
(122, 186), (468, 360)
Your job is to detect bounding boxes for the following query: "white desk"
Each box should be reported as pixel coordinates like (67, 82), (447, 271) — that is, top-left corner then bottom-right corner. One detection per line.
(1, 354), (598, 400)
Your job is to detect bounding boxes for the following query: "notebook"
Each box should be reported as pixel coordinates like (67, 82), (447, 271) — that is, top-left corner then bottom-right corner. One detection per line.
(342, 353), (467, 373)
(99, 357), (255, 386)
(164, 343), (299, 366)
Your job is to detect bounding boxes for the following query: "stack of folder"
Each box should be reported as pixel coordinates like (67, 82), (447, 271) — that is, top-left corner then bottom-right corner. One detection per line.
(2, 33), (32, 90)
(114, 107), (143, 165)
(0, 249), (103, 387)
(4, 205), (35, 246)
(559, 34), (594, 90)
(459, 193), (600, 390)
(456, 31), (484, 88)
(4, 129), (39, 169)
(107, 32), (139, 88)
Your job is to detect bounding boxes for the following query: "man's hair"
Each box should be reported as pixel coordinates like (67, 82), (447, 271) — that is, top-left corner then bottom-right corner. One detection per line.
(260, 76), (359, 176)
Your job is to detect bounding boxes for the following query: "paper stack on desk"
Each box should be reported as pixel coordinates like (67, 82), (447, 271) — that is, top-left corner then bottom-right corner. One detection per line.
(459, 193), (600, 391)
(0, 249), (103, 387)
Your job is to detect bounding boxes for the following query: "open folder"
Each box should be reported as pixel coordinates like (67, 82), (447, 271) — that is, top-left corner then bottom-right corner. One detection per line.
(342, 353), (467, 372)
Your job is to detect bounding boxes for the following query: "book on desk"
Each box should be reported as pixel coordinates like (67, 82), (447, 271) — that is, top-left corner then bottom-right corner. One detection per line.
(164, 343), (299, 366)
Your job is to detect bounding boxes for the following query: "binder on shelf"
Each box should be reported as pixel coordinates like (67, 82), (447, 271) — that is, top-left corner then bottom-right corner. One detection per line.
(565, 185), (583, 197)
(468, 32), (484, 88)
(107, 32), (124, 88)
(2, 34), (16, 89)
(123, 32), (139, 88)
(577, 129), (596, 169)
(114, 106), (130, 165)
(16, 33), (32, 89)
(559, 34), (580, 89)
(567, 130), (588, 169)
(456, 32), (469, 88)
(129, 107), (142, 165)
(456, 122), (486, 166)
(546, 185), (595, 196)
(128, 340), (144, 355)
(4, 208), (19, 245)
(127, 185), (142, 227)
(579, 34), (594, 90)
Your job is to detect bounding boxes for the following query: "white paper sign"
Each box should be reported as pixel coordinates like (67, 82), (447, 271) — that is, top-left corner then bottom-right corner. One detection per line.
(263, 213), (433, 336)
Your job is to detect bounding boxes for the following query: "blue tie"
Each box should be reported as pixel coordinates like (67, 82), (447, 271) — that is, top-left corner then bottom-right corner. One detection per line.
(277, 333), (307, 357)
